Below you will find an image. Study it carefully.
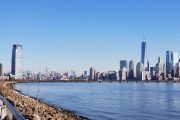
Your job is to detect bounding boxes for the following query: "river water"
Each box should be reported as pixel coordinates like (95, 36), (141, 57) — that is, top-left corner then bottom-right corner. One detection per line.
(15, 82), (180, 120)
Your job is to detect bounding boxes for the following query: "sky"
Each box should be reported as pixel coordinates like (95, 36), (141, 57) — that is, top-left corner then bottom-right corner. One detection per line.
(0, 0), (180, 74)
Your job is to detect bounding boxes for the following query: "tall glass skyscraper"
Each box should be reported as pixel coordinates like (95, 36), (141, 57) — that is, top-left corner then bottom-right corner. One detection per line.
(0, 63), (4, 79)
(166, 50), (179, 75)
(90, 67), (95, 80)
(141, 42), (147, 66)
(172, 52), (179, 68)
(11, 44), (23, 79)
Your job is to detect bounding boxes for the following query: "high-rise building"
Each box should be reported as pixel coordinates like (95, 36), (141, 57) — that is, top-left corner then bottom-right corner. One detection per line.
(166, 50), (173, 74)
(155, 57), (163, 80)
(129, 60), (136, 79)
(141, 41), (150, 71)
(90, 67), (95, 80)
(84, 71), (88, 79)
(141, 41), (147, 66)
(172, 52), (179, 77)
(177, 60), (180, 77)
(119, 68), (127, 81)
(120, 60), (128, 71)
(158, 56), (162, 64)
(150, 67), (156, 80)
(172, 52), (179, 68)
(11, 44), (23, 79)
(155, 57), (163, 73)
(163, 63), (166, 80)
(166, 51), (178, 77)
(136, 62), (144, 80)
(0, 63), (4, 80)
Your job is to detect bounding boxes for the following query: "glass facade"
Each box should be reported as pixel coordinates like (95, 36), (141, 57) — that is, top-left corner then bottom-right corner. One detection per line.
(11, 44), (23, 79)
(120, 60), (128, 71)
(141, 42), (146, 66)
(172, 52), (179, 68)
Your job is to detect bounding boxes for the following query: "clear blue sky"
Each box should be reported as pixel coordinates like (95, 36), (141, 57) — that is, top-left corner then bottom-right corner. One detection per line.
(0, 0), (180, 74)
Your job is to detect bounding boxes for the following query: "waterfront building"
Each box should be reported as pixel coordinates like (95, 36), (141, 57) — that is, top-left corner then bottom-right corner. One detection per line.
(0, 63), (4, 80)
(155, 57), (164, 80)
(177, 61), (180, 78)
(120, 60), (128, 71)
(172, 52), (179, 68)
(119, 60), (128, 80)
(146, 61), (150, 72)
(141, 41), (148, 65)
(90, 67), (95, 80)
(96, 72), (100, 80)
(172, 52), (179, 76)
(166, 51), (179, 78)
(119, 68), (127, 81)
(129, 60), (136, 79)
(150, 67), (156, 80)
(163, 63), (166, 80)
(155, 57), (163, 73)
(107, 71), (115, 80)
(115, 71), (119, 80)
(158, 56), (162, 64)
(142, 71), (147, 80)
(11, 44), (23, 79)
(100, 72), (108, 80)
(141, 41), (150, 72)
(84, 71), (88, 79)
(166, 50), (173, 75)
(136, 62), (144, 80)
(70, 70), (76, 79)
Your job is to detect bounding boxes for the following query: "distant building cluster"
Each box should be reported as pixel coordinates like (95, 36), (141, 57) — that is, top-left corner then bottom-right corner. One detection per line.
(88, 41), (180, 81)
(1, 41), (180, 81)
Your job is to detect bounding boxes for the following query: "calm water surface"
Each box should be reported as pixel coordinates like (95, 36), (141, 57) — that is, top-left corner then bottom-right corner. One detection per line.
(15, 82), (180, 120)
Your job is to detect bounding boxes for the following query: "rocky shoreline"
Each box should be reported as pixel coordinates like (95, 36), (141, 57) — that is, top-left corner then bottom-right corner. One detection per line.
(0, 81), (88, 120)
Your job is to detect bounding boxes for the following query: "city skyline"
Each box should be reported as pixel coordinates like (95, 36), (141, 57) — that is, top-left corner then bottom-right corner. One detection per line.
(1, 0), (180, 74)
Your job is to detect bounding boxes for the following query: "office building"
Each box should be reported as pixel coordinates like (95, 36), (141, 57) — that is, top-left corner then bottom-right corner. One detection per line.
(177, 60), (180, 77)
(141, 41), (147, 66)
(11, 44), (23, 79)
(163, 63), (166, 80)
(129, 60), (136, 79)
(155, 57), (163, 80)
(172, 52), (179, 67)
(120, 60), (128, 71)
(119, 68), (127, 81)
(84, 71), (88, 79)
(90, 67), (95, 80)
(150, 67), (156, 80)
(172, 52), (179, 76)
(166, 51), (173, 74)
(0, 63), (4, 80)
(136, 62), (144, 80)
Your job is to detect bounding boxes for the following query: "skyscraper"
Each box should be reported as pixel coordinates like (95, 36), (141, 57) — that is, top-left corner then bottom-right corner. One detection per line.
(120, 60), (128, 71)
(129, 60), (136, 79)
(166, 50), (173, 74)
(172, 52), (179, 68)
(141, 41), (147, 66)
(172, 52), (179, 76)
(11, 44), (23, 79)
(136, 62), (144, 80)
(90, 67), (95, 80)
(0, 63), (4, 80)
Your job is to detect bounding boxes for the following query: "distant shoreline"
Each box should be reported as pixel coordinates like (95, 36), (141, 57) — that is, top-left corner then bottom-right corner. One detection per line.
(13, 79), (180, 83)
